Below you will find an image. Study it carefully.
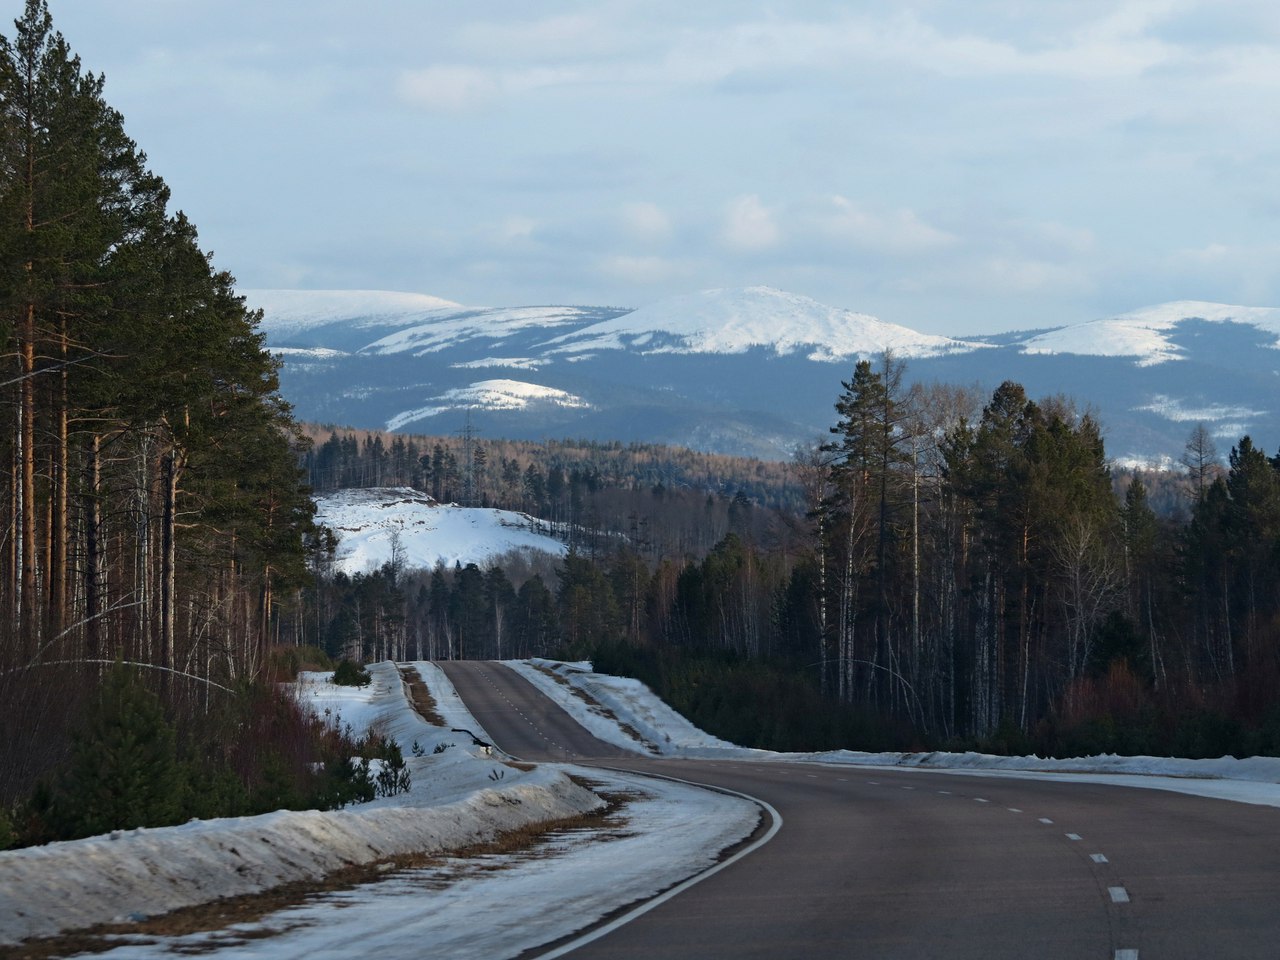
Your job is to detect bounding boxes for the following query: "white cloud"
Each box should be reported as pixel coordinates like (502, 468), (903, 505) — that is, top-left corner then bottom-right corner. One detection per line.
(397, 65), (499, 111)
(598, 254), (691, 285)
(722, 194), (779, 252)
(973, 256), (1095, 295)
(498, 216), (536, 243)
(620, 201), (671, 242)
(457, 14), (631, 62)
(819, 196), (955, 255)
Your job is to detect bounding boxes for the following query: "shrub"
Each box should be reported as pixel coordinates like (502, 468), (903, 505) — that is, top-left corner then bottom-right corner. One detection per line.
(46, 664), (185, 840)
(332, 660), (372, 687)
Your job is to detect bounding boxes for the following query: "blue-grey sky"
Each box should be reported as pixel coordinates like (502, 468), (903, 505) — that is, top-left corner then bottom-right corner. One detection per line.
(31, 1), (1280, 335)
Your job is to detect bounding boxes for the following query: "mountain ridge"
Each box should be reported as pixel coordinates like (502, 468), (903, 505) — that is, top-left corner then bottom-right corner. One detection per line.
(246, 287), (1280, 465)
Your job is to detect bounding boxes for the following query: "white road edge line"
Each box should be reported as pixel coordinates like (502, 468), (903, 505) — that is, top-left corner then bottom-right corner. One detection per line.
(534, 770), (784, 960)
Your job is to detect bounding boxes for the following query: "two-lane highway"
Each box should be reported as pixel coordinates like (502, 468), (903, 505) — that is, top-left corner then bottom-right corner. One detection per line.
(438, 660), (1280, 959)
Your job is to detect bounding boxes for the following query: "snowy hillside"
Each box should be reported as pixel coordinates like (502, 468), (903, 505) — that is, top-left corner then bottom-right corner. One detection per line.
(545, 286), (987, 361)
(386, 380), (589, 432)
(1019, 300), (1280, 366)
(314, 487), (567, 575)
(363, 306), (611, 356)
(245, 289), (463, 337)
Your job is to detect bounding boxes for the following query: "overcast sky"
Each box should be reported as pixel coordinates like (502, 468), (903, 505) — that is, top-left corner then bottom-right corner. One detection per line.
(30, 1), (1280, 335)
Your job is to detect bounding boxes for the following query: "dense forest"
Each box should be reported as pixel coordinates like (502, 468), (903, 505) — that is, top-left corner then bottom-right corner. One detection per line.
(0, 2), (363, 846)
(293, 360), (1279, 760)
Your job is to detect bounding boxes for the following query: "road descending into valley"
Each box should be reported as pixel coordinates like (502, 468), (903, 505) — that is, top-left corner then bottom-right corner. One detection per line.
(439, 660), (1280, 960)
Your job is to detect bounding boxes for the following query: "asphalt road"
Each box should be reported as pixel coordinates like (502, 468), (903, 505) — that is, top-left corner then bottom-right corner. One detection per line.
(437, 660), (1280, 959)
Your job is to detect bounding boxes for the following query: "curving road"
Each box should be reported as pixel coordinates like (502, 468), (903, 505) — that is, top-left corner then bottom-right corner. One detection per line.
(438, 660), (1280, 959)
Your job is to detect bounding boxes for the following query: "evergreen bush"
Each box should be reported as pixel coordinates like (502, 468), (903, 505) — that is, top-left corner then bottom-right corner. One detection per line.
(332, 660), (372, 687)
(47, 665), (185, 840)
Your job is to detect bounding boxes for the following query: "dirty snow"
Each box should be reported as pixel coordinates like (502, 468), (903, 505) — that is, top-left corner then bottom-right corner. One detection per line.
(0, 661), (758, 953)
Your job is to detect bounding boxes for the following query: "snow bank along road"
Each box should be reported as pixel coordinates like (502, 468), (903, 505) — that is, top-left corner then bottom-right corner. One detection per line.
(440, 660), (1280, 960)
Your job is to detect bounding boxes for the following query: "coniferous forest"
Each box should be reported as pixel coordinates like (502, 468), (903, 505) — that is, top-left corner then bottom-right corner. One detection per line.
(0, 2), (355, 846)
(4, 0), (1280, 852)
(292, 360), (1280, 761)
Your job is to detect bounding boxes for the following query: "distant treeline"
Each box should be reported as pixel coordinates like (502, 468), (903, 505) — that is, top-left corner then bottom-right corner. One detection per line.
(295, 362), (1280, 761)
(298, 424), (805, 512)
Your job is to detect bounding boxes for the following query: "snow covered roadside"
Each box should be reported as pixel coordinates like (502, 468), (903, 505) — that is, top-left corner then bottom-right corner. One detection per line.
(0, 662), (601, 947)
(89, 767), (760, 960)
(526, 658), (1280, 808)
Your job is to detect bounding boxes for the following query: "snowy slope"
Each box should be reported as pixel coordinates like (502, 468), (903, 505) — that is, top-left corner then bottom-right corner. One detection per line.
(385, 380), (589, 432)
(1019, 300), (1280, 366)
(544, 286), (986, 361)
(313, 487), (567, 575)
(245, 289), (463, 338)
(362, 305), (609, 356)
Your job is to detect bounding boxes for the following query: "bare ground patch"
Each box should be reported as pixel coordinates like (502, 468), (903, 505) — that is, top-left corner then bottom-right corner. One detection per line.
(397, 665), (446, 726)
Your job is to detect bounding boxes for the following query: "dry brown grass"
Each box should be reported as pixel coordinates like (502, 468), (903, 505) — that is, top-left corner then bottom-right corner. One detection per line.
(1, 791), (629, 960)
(397, 665), (446, 726)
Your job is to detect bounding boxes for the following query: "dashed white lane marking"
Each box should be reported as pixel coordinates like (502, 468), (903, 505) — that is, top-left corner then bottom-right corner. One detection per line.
(806, 774), (818, 779)
(1038, 817), (1054, 824)
(938, 790), (951, 795)
(867, 780), (880, 785)
(1066, 833), (1082, 841)
(901, 785), (915, 790)
(1109, 886), (1131, 903)
(1115, 950), (1139, 959)
(837, 778), (849, 782)
(1007, 807), (1022, 813)
(1091, 854), (1109, 864)
(974, 797), (989, 803)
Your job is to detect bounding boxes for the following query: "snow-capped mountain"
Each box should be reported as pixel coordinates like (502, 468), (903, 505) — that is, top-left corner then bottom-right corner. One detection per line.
(539, 286), (987, 361)
(313, 487), (566, 575)
(248, 288), (1280, 465)
(1018, 301), (1280, 367)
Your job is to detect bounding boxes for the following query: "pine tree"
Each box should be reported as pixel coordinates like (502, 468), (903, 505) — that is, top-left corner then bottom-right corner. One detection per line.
(50, 665), (184, 839)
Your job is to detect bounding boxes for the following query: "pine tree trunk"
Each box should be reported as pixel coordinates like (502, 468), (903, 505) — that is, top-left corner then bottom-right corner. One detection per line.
(19, 306), (38, 654)
(161, 447), (179, 678)
(85, 433), (102, 659)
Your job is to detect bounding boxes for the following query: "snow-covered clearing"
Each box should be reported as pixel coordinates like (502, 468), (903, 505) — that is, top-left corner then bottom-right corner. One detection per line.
(313, 487), (567, 575)
(0, 661), (758, 956)
(524, 658), (1280, 808)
